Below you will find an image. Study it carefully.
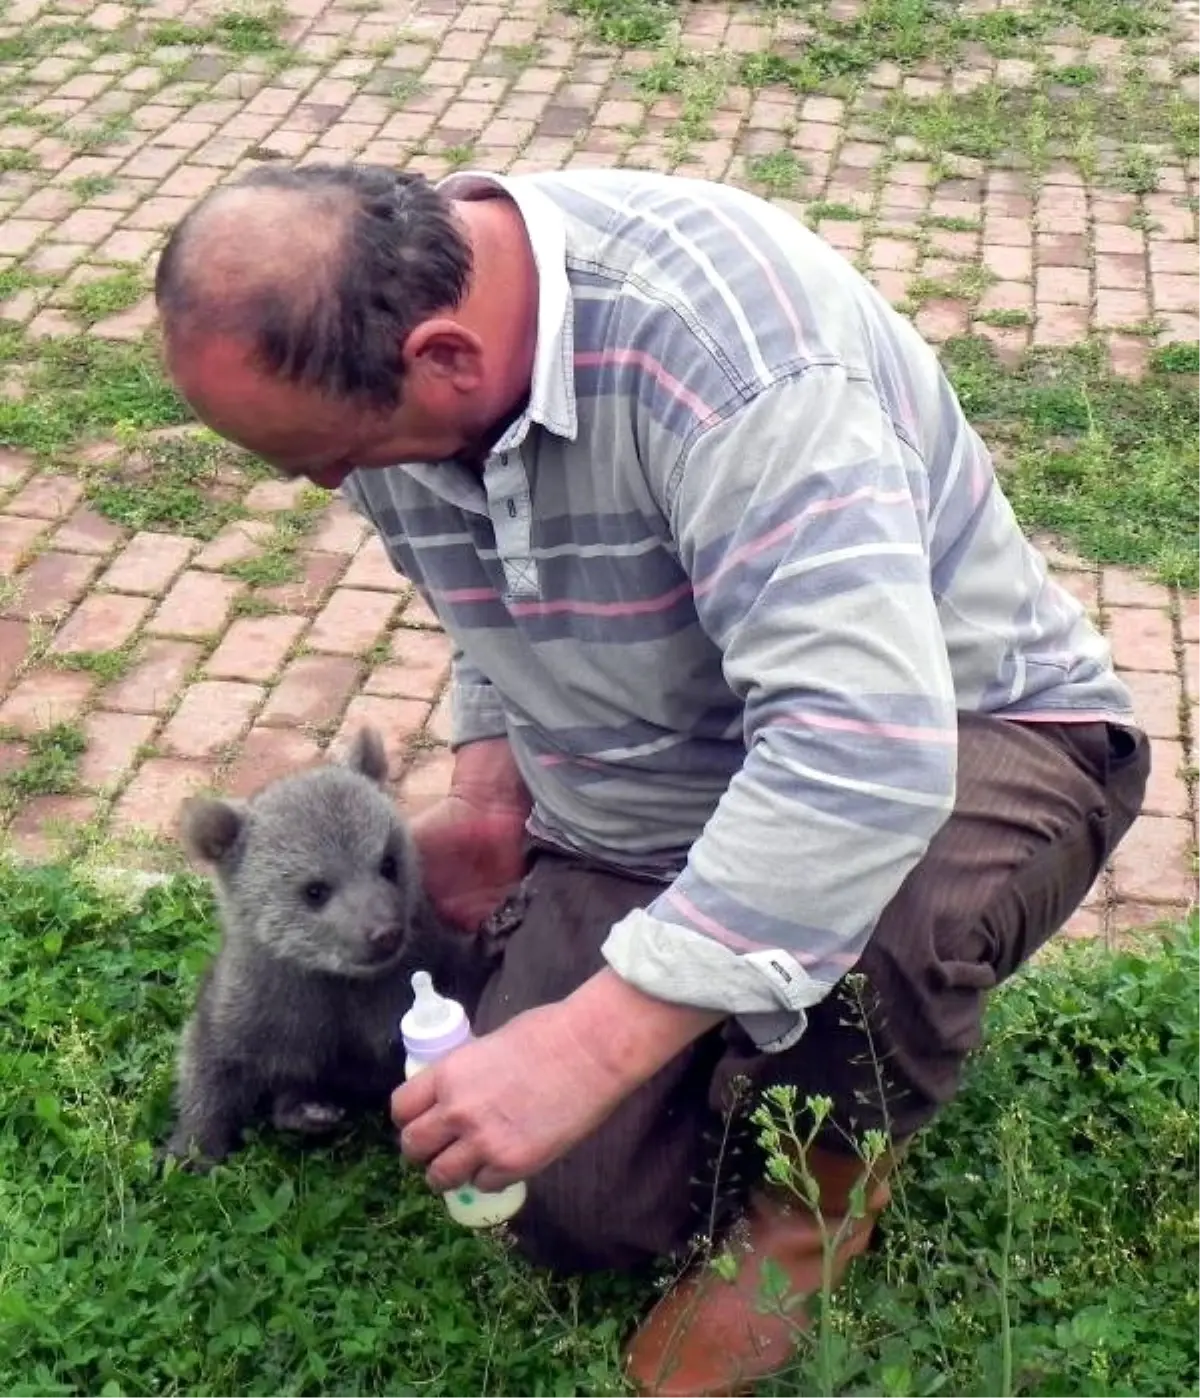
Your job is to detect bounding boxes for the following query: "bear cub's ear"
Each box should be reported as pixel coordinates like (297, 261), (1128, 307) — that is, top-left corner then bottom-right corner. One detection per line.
(180, 796), (247, 865)
(341, 726), (389, 788)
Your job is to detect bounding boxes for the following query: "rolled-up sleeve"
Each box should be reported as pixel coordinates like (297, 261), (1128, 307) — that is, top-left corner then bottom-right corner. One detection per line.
(448, 644), (511, 749)
(602, 368), (959, 1051)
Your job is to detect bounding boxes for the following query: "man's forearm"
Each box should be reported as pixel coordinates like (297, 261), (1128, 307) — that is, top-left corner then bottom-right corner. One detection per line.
(563, 967), (724, 1094)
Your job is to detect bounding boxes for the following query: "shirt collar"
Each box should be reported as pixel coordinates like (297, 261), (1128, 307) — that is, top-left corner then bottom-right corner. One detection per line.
(436, 169), (578, 448)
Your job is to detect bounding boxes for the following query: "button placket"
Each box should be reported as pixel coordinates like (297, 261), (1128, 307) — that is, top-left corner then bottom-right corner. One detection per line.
(488, 451), (540, 598)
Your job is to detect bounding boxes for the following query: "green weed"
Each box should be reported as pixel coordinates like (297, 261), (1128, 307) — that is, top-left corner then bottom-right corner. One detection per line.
(226, 491), (326, 586)
(975, 307), (1033, 328)
(0, 722), (86, 812)
(0, 147), (38, 172)
(746, 150), (808, 196)
(84, 432), (253, 539)
(0, 336), (189, 456)
(0, 857), (1192, 1396)
(561, 0), (677, 47)
(147, 3), (288, 54)
(69, 173), (117, 201)
(67, 266), (145, 326)
(806, 201), (865, 222)
(943, 335), (1200, 586)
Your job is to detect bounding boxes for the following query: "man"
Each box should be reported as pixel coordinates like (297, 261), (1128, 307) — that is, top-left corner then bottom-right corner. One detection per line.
(154, 162), (1149, 1396)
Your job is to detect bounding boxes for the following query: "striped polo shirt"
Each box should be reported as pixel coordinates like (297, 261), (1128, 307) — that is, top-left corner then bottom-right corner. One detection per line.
(344, 168), (1136, 1053)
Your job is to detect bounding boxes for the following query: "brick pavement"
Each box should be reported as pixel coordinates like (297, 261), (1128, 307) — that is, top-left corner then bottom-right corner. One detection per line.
(0, 0), (1196, 942)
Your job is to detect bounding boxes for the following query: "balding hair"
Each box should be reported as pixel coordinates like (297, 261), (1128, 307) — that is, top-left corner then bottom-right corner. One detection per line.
(155, 164), (473, 410)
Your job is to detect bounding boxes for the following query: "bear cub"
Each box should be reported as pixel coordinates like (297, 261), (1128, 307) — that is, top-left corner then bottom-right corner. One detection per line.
(164, 726), (495, 1169)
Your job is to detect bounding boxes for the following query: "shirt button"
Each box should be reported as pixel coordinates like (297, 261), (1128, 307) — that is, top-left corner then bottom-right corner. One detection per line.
(506, 498), (517, 519)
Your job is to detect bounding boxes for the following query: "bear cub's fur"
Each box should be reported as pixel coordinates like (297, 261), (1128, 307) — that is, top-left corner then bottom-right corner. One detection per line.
(164, 726), (495, 1169)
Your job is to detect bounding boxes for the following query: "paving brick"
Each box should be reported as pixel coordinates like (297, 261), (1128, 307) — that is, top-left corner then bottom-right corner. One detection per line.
(4, 551), (101, 621)
(1059, 904), (1105, 941)
(242, 476), (311, 512)
(1036, 266), (1089, 305)
(365, 629), (454, 701)
(205, 614), (307, 681)
(0, 669), (94, 733)
(147, 571), (242, 638)
(1033, 303), (1089, 345)
(50, 593), (151, 654)
(309, 499), (369, 554)
(1095, 253), (1146, 290)
(1179, 595), (1199, 646)
(308, 588), (398, 654)
(0, 0), (1186, 877)
(330, 694), (430, 778)
(259, 653), (362, 728)
(1103, 567), (1172, 609)
(1106, 607), (1176, 672)
(193, 518), (275, 569)
(1111, 816), (1195, 905)
(1143, 737), (1191, 818)
(79, 709), (157, 788)
(398, 591), (442, 629)
(1118, 670), (1186, 741)
(161, 680), (264, 758)
(258, 551), (346, 612)
(339, 535), (406, 591)
(0, 617), (30, 691)
(5, 473), (84, 519)
(1094, 288), (1149, 327)
(51, 507), (127, 555)
(0, 449), (33, 491)
(1052, 569), (1098, 614)
(221, 725), (325, 798)
(100, 638), (201, 714)
(112, 757), (216, 836)
(1152, 273), (1199, 313)
(98, 532), (196, 594)
(9, 794), (97, 862)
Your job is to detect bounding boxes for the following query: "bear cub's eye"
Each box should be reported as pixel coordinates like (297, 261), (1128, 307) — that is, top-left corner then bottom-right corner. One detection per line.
(379, 852), (398, 882)
(302, 880), (332, 909)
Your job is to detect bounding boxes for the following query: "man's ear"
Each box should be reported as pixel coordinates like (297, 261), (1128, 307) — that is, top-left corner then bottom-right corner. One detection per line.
(341, 726), (389, 787)
(180, 797), (247, 864)
(403, 318), (484, 388)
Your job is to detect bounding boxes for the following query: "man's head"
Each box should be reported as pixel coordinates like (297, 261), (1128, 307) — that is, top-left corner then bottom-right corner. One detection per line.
(155, 163), (537, 487)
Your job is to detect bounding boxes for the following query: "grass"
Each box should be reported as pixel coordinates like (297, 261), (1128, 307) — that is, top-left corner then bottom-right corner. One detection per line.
(0, 148), (38, 173)
(0, 723), (86, 816)
(84, 431), (262, 540)
(0, 855), (1194, 1397)
(225, 489), (327, 586)
(0, 336), (189, 457)
(66, 267), (145, 326)
(941, 335), (1200, 587)
(69, 174), (117, 201)
(146, 3), (289, 55)
(745, 150), (808, 197)
(564, 0), (1189, 188)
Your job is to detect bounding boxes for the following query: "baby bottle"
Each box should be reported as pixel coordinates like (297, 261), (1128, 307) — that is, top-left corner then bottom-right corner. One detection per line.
(399, 970), (527, 1229)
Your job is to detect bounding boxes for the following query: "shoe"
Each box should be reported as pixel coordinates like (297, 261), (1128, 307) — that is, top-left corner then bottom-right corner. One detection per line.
(623, 1144), (899, 1397)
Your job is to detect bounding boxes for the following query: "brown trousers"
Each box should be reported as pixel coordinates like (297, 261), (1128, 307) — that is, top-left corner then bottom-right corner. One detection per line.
(473, 713), (1150, 1275)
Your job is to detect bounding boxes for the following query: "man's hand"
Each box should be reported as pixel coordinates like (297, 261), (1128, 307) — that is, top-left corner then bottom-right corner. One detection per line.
(391, 968), (723, 1192)
(409, 737), (532, 931)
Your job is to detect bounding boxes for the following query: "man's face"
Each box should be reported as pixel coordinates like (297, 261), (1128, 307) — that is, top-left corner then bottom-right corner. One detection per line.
(164, 333), (497, 489)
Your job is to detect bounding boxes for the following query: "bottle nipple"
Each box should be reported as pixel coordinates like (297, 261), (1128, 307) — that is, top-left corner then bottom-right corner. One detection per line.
(408, 970), (445, 1030)
(400, 969), (469, 1056)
